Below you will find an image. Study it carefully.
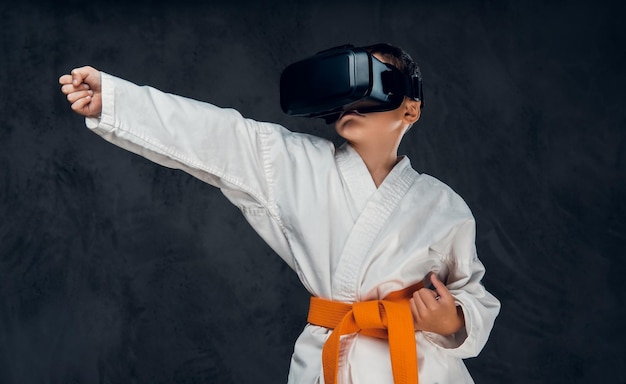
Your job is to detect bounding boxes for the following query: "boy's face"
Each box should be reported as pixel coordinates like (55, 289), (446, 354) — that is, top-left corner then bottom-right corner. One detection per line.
(334, 54), (421, 147)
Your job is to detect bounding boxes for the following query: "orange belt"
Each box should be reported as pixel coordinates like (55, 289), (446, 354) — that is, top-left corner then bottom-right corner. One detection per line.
(307, 281), (424, 384)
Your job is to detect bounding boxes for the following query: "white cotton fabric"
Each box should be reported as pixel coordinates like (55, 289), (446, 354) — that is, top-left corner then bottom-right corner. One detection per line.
(86, 73), (500, 384)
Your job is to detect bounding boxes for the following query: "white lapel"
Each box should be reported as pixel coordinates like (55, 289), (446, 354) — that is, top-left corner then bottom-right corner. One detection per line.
(332, 146), (418, 301)
(334, 144), (377, 220)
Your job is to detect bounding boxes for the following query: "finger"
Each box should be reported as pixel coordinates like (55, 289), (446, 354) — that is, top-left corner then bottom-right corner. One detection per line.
(409, 297), (422, 324)
(59, 74), (73, 85)
(60, 72), (93, 87)
(70, 66), (94, 86)
(417, 288), (440, 310)
(61, 83), (90, 95)
(412, 291), (430, 315)
(70, 69), (81, 86)
(431, 274), (452, 300)
(71, 95), (92, 112)
(67, 89), (94, 103)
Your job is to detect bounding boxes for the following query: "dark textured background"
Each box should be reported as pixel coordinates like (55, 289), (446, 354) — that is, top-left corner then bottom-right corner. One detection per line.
(1, 0), (625, 383)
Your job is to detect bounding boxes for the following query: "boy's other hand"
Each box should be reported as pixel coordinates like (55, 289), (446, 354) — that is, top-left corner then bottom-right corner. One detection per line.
(59, 66), (102, 118)
(411, 273), (465, 336)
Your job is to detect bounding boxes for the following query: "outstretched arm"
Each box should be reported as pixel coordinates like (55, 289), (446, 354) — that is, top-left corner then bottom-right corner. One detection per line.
(55, 69), (335, 271)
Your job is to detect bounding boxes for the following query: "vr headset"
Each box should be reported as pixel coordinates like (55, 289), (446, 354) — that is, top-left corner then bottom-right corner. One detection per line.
(280, 44), (423, 124)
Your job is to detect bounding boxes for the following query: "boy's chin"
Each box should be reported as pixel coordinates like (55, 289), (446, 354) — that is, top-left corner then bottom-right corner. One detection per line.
(335, 123), (368, 142)
(335, 115), (365, 131)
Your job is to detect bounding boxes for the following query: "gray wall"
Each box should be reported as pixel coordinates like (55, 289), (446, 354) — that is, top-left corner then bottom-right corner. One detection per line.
(1, 0), (624, 383)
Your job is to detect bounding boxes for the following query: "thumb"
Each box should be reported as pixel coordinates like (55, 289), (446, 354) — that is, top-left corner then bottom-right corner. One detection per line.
(70, 66), (93, 86)
(430, 274), (451, 299)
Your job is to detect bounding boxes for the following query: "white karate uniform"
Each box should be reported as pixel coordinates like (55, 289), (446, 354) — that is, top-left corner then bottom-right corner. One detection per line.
(86, 73), (500, 384)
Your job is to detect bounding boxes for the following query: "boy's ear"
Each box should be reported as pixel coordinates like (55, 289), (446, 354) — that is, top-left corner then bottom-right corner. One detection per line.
(403, 99), (421, 125)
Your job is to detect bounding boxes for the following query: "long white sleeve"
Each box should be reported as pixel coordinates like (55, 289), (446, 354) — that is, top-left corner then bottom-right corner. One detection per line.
(85, 73), (334, 271)
(87, 72), (279, 207)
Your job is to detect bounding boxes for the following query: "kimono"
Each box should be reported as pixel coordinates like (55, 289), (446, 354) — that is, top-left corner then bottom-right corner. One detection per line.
(85, 73), (501, 384)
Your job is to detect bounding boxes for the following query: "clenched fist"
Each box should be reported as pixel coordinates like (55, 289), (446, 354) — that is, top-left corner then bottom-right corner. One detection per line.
(59, 66), (102, 118)
(411, 273), (465, 336)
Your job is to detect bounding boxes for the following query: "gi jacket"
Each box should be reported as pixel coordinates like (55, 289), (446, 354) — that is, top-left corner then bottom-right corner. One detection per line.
(85, 73), (501, 384)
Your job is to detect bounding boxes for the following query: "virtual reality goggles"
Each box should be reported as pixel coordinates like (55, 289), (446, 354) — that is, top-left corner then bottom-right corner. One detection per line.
(280, 44), (423, 123)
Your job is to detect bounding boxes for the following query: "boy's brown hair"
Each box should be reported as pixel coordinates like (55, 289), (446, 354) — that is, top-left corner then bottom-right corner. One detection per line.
(362, 43), (422, 82)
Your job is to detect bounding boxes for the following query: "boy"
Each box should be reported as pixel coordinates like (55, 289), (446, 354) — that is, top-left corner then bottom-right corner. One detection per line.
(60, 43), (500, 384)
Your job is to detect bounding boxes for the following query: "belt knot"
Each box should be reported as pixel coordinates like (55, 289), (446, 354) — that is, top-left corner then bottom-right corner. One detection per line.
(307, 281), (423, 384)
